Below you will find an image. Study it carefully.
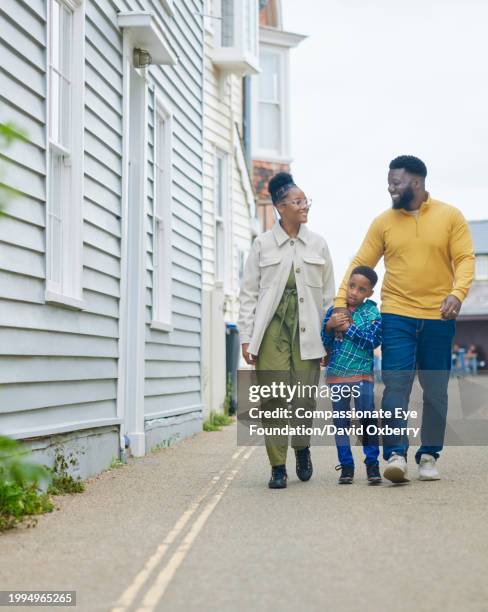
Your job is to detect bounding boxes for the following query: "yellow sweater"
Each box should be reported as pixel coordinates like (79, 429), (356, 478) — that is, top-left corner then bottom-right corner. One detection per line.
(334, 195), (475, 319)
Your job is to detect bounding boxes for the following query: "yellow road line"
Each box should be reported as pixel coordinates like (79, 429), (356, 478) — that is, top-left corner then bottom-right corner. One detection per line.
(111, 446), (248, 612)
(136, 448), (255, 612)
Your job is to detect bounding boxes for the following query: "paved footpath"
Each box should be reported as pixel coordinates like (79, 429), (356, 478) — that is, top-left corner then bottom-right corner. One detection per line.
(1, 423), (487, 612)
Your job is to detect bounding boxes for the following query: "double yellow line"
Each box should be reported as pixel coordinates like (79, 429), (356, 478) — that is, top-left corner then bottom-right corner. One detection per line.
(112, 446), (255, 612)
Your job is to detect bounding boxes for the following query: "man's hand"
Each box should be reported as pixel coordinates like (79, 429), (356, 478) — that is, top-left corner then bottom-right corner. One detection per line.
(326, 312), (350, 331)
(440, 295), (461, 320)
(242, 343), (256, 365)
(333, 307), (352, 321)
(335, 321), (350, 332)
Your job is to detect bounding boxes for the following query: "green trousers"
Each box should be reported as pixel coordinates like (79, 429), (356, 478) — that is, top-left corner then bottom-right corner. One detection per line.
(256, 268), (320, 467)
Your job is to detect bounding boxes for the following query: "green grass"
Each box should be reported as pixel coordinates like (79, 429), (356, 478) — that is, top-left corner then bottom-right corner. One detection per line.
(109, 457), (125, 469)
(203, 411), (233, 432)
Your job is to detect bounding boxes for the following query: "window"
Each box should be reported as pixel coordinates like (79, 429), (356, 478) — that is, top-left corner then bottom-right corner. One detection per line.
(211, 0), (259, 75)
(214, 151), (229, 286)
(152, 99), (173, 329)
(46, 0), (84, 308)
(475, 255), (488, 280)
(258, 50), (282, 154)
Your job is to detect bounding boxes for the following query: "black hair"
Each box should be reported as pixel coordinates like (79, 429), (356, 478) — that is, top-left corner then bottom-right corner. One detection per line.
(350, 266), (378, 288)
(268, 172), (296, 205)
(389, 155), (427, 178)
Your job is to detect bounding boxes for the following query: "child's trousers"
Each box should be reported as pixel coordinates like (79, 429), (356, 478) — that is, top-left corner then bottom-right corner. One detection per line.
(331, 380), (380, 467)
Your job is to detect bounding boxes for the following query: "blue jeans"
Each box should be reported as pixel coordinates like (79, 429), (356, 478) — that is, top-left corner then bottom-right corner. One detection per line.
(381, 314), (455, 463)
(332, 381), (380, 467)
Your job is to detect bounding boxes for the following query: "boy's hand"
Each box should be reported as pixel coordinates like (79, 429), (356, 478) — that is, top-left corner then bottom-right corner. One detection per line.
(326, 312), (350, 331)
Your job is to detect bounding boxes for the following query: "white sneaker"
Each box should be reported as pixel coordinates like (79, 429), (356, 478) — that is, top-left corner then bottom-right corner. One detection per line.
(383, 453), (409, 483)
(418, 454), (440, 481)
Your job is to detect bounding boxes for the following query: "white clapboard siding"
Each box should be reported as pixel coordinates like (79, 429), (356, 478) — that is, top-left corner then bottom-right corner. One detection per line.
(0, 0), (123, 437)
(114, 0), (204, 420)
(202, 32), (254, 305)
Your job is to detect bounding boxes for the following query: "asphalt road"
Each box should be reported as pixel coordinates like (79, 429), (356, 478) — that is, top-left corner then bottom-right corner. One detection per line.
(1, 423), (487, 612)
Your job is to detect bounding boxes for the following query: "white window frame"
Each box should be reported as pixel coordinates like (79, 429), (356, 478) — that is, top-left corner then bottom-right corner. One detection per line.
(214, 149), (230, 289)
(45, 0), (85, 309)
(475, 254), (488, 281)
(211, 0), (259, 75)
(252, 44), (291, 162)
(151, 96), (174, 331)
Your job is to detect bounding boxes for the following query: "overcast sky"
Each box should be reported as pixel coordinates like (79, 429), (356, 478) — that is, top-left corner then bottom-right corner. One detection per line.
(282, 0), (488, 299)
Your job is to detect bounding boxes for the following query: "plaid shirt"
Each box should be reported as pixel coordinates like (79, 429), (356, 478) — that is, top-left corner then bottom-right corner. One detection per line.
(321, 299), (382, 379)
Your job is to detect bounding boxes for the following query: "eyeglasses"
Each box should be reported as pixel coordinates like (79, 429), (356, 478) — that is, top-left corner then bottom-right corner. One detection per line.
(280, 198), (312, 209)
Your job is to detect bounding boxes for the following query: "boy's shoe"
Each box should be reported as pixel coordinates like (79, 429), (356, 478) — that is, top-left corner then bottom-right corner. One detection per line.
(418, 454), (441, 481)
(366, 464), (382, 484)
(336, 464), (354, 484)
(268, 465), (287, 489)
(383, 453), (409, 483)
(295, 447), (313, 481)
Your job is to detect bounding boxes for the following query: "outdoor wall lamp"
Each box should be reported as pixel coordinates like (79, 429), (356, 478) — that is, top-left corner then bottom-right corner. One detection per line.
(133, 48), (152, 68)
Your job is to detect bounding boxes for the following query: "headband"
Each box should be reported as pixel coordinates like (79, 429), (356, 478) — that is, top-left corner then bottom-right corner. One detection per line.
(271, 181), (296, 205)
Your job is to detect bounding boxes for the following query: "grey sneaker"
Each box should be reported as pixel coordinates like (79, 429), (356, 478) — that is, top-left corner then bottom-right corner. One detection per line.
(383, 453), (409, 483)
(418, 454), (440, 481)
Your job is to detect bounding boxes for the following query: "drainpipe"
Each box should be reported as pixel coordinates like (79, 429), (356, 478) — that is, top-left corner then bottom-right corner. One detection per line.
(242, 75), (252, 172)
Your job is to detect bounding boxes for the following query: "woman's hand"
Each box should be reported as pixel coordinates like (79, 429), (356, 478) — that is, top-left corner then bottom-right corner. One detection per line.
(242, 343), (256, 365)
(320, 354), (330, 367)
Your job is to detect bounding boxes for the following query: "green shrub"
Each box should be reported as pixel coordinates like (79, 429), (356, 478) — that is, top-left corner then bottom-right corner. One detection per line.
(47, 449), (85, 495)
(203, 411), (233, 432)
(0, 436), (53, 532)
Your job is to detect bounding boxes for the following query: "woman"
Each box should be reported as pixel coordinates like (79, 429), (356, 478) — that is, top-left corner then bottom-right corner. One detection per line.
(238, 172), (335, 489)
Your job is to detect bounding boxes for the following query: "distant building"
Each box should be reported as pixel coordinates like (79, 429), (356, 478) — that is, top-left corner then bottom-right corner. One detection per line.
(456, 220), (488, 370)
(201, 0), (261, 418)
(252, 0), (306, 230)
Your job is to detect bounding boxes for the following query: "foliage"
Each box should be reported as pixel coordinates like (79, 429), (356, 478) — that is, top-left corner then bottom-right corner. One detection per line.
(0, 436), (53, 532)
(109, 457), (125, 469)
(203, 411), (233, 432)
(223, 372), (235, 416)
(47, 448), (85, 495)
(0, 122), (28, 213)
(151, 434), (181, 452)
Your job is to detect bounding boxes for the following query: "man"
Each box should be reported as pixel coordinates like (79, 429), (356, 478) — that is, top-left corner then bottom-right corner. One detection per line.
(334, 156), (474, 483)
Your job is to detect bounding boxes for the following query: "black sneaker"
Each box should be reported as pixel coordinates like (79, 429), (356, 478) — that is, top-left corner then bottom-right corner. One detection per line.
(366, 464), (382, 485)
(336, 464), (354, 484)
(295, 447), (313, 482)
(268, 465), (287, 489)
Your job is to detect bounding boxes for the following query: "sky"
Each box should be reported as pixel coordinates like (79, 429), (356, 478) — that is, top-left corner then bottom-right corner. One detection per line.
(282, 0), (488, 299)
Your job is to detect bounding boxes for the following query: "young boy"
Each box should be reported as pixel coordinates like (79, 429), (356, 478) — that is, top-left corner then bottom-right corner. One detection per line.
(321, 266), (382, 484)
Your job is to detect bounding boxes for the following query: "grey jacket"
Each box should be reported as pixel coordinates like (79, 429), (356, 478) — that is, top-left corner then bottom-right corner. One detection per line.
(238, 222), (335, 360)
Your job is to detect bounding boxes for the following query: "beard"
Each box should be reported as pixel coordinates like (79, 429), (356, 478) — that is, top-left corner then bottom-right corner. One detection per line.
(392, 186), (415, 210)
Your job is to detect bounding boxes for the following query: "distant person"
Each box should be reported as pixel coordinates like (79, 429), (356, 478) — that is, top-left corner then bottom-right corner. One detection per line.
(451, 343), (460, 371)
(333, 156), (475, 483)
(466, 344), (479, 376)
(374, 346), (382, 383)
(321, 266), (382, 484)
(238, 172), (335, 489)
